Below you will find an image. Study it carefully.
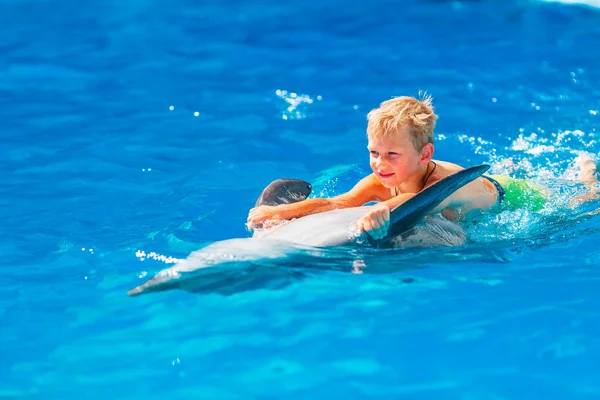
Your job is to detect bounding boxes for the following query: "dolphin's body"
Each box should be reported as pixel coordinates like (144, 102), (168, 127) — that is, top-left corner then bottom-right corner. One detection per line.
(127, 164), (490, 296)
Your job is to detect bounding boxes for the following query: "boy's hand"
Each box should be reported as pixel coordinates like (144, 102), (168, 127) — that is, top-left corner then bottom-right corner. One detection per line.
(247, 205), (283, 230)
(356, 203), (391, 240)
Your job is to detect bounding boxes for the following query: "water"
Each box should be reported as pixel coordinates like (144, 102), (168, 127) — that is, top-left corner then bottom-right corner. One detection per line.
(1, 0), (600, 398)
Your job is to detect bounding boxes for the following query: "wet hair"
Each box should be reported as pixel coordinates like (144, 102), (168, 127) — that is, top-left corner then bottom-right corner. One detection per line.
(366, 93), (438, 150)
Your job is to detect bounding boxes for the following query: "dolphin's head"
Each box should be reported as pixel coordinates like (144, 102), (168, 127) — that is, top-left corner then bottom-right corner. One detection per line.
(255, 178), (312, 207)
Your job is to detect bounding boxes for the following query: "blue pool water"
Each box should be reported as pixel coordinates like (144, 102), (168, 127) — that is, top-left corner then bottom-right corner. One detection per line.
(2, 0), (600, 398)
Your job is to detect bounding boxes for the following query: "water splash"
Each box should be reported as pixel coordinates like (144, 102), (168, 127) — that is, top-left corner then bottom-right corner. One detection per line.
(135, 250), (180, 264)
(541, 0), (600, 8)
(275, 89), (321, 120)
(437, 126), (600, 255)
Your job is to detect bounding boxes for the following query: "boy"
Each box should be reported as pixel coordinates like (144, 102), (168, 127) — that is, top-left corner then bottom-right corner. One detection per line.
(246, 95), (583, 239)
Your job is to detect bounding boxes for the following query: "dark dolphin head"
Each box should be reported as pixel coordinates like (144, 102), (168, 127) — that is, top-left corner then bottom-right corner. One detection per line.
(255, 178), (312, 207)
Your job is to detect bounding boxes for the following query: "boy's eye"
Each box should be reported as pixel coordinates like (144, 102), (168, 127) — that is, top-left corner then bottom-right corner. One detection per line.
(370, 151), (378, 156)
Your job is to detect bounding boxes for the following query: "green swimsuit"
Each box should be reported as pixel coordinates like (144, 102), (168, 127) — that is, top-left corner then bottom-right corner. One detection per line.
(484, 174), (548, 211)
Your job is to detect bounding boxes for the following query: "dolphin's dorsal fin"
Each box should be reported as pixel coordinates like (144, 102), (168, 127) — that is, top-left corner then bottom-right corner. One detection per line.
(255, 179), (312, 207)
(368, 164), (491, 248)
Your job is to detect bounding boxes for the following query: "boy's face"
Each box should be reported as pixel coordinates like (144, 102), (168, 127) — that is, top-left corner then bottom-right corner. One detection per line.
(367, 129), (431, 189)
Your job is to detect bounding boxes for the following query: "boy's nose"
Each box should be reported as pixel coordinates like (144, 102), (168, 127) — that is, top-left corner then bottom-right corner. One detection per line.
(375, 158), (388, 169)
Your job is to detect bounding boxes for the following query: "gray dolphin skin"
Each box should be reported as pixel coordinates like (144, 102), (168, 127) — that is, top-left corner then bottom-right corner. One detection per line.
(127, 164), (490, 297)
(254, 178), (312, 208)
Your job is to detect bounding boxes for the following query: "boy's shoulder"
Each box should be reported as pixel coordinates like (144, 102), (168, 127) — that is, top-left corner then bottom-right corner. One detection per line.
(363, 173), (394, 200)
(431, 160), (465, 177)
(336, 173), (392, 206)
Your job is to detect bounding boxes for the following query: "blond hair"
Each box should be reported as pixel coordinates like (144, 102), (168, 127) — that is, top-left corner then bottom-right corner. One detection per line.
(366, 93), (438, 150)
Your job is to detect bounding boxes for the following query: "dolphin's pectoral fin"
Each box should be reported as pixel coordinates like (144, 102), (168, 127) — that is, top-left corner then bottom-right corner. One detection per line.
(368, 164), (491, 248)
(255, 179), (312, 207)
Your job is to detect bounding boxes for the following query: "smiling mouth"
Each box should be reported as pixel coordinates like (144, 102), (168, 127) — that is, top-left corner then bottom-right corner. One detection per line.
(378, 172), (395, 178)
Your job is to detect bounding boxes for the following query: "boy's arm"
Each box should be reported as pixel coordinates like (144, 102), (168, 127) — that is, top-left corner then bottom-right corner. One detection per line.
(356, 182), (466, 239)
(248, 174), (383, 224)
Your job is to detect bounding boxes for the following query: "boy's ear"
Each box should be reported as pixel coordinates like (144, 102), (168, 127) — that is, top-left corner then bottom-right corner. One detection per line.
(420, 143), (434, 163)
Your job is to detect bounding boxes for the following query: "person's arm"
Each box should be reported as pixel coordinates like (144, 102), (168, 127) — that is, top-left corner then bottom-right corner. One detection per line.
(247, 174), (383, 227)
(282, 174), (383, 217)
(355, 184), (464, 239)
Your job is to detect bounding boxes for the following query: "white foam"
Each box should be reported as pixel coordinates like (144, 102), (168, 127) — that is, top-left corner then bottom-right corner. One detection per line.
(541, 0), (600, 8)
(135, 250), (180, 264)
(275, 89), (317, 120)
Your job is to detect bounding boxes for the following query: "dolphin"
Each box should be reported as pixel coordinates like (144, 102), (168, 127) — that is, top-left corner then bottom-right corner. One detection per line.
(127, 164), (490, 297)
